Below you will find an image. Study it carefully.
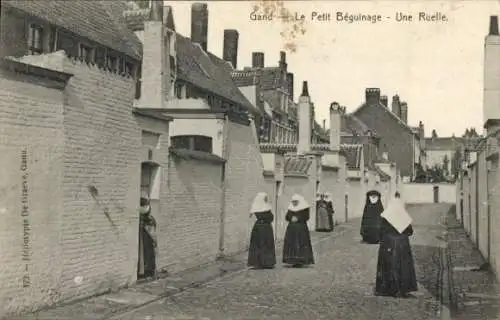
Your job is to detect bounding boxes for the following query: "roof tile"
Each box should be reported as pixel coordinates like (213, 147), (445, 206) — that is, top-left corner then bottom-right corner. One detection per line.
(4, 0), (142, 60)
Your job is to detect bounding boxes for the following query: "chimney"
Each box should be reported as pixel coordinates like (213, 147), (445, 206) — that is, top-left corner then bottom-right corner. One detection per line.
(490, 16), (499, 35)
(191, 3), (208, 51)
(222, 29), (238, 69)
(298, 81), (312, 154)
(365, 88), (381, 105)
(286, 72), (294, 100)
(391, 95), (401, 118)
(252, 52), (264, 68)
(400, 102), (408, 124)
(279, 51), (287, 71)
(380, 95), (388, 107)
(329, 102), (341, 152)
(484, 15), (500, 133)
(140, 0), (166, 109)
(150, 0), (164, 21)
(322, 119), (326, 131)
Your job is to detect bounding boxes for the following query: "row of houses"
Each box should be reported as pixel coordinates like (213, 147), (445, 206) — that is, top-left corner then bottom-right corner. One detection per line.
(457, 16), (500, 282)
(0, 0), (435, 316)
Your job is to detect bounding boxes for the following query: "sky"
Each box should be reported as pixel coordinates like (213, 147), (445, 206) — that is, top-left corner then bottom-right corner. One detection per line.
(164, 0), (500, 137)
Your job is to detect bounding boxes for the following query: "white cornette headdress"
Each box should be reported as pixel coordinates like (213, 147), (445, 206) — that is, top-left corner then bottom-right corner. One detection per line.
(325, 193), (332, 203)
(381, 197), (413, 234)
(250, 192), (272, 213)
(288, 194), (310, 212)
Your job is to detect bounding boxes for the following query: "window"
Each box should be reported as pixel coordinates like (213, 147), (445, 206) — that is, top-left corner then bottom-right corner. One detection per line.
(106, 55), (118, 72)
(175, 84), (183, 99)
(27, 23), (43, 55)
(79, 43), (94, 63)
(171, 135), (213, 154)
(125, 61), (136, 77)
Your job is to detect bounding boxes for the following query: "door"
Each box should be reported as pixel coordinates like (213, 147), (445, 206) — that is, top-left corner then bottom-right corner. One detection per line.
(138, 162), (159, 280)
(433, 186), (439, 203)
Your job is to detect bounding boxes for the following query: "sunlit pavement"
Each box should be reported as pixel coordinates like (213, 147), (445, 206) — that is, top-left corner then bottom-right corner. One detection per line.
(112, 204), (449, 320)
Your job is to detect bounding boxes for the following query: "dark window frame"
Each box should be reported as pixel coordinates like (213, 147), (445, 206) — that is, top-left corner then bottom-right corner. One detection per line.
(171, 135), (213, 154)
(79, 42), (95, 63)
(106, 54), (119, 73)
(27, 23), (43, 55)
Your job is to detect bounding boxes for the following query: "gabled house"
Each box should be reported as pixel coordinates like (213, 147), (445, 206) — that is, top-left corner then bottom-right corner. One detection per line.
(352, 88), (424, 180)
(124, 1), (269, 258)
(231, 50), (326, 145)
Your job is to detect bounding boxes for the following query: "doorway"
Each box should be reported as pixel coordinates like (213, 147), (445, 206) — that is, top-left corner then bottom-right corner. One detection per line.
(138, 162), (160, 280)
(433, 186), (439, 203)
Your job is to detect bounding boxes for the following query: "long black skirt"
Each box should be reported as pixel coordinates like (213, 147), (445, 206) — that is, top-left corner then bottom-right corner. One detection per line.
(247, 222), (276, 268)
(360, 215), (380, 244)
(282, 223), (314, 265)
(375, 234), (418, 296)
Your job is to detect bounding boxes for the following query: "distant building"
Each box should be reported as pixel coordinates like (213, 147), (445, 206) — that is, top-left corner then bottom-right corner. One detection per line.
(352, 88), (424, 179)
(231, 51), (327, 144)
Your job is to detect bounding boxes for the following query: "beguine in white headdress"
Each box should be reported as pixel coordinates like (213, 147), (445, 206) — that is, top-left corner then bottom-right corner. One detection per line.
(288, 194), (310, 212)
(380, 197), (413, 234)
(250, 192), (272, 213)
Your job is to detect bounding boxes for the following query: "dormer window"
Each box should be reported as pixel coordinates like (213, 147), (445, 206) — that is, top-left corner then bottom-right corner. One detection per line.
(27, 23), (43, 55)
(79, 43), (95, 63)
(106, 55), (118, 72)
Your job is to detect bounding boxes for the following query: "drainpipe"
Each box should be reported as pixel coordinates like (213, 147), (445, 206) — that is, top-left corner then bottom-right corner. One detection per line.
(217, 114), (230, 260)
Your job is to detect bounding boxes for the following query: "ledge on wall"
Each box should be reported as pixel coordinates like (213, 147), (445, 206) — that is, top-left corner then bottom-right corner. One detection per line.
(169, 147), (225, 164)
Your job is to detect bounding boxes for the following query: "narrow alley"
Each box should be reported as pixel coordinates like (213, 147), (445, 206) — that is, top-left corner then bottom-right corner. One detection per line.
(111, 204), (449, 320)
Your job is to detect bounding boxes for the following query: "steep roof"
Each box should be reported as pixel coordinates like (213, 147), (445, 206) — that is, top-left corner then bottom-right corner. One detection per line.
(232, 67), (284, 90)
(175, 35), (258, 114)
(341, 113), (372, 136)
(425, 137), (464, 151)
(352, 102), (415, 135)
(3, 0), (142, 60)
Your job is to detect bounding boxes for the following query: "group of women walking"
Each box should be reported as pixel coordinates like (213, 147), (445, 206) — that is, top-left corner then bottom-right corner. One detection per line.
(247, 193), (315, 269)
(247, 189), (419, 299)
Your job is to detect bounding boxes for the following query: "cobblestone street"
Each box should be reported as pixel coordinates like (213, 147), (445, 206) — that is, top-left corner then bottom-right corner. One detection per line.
(112, 204), (448, 320)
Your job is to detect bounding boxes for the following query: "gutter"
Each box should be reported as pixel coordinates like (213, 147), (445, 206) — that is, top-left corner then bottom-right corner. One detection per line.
(217, 114), (230, 260)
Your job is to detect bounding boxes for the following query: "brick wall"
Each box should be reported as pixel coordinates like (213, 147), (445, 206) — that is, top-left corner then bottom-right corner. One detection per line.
(0, 69), (65, 316)
(223, 121), (266, 255)
(162, 156), (223, 273)
(355, 106), (415, 177)
(59, 60), (141, 303)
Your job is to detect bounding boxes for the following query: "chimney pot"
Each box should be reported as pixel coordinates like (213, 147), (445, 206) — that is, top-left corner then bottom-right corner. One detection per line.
(365, 88), (381, 105)
(490, 16), (499, 35)
(223, 29), (239, 69)
(191, 3), (208, 51)
(280, 51), (286, 63)
(252, 52), (265, 68)
(150, 0), (163, 21)
(380, 95), (388, 107)
(301, 81), (309, 97)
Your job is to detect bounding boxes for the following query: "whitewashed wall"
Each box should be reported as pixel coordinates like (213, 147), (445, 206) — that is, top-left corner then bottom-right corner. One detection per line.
(401, 183), (457, 204)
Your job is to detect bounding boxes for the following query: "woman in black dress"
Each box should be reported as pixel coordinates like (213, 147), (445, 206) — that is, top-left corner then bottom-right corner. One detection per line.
(283, 194), (314, 268)
(375, 192), (418, 297)
(247, 192), (276, 269)
(360, 190), (384, 244)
